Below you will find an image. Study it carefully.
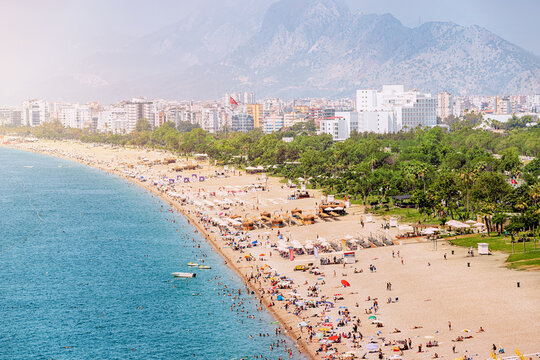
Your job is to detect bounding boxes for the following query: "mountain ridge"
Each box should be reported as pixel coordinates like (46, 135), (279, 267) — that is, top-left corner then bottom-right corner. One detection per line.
(54, 0), (540, 101)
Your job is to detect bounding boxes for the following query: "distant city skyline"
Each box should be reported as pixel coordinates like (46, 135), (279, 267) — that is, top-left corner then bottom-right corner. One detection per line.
(1, 0), (539, 105)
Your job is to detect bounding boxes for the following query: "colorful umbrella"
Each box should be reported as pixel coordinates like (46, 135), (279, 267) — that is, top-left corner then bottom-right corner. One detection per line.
(341, 279), (351, 287)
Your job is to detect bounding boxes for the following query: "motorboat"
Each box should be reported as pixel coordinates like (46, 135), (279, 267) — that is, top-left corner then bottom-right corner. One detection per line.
(171, 272), (196, 278)
(198, 265), (211, 269)
(187, 262), (199, 267)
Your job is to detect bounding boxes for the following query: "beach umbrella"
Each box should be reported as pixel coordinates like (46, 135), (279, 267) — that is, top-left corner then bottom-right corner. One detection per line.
(328, 335), (339, 341)
(338, 306), (347, 309)
(341, 280), (351, 287)
(315, 332), (324, 339)
(424, 336), (434, 339)
(259, 254), (266, 257)
(368, 316), (377, 320)
(298, 321), (308, 327)
(318, 327), (330, 332)
(366, 343), (379, 351)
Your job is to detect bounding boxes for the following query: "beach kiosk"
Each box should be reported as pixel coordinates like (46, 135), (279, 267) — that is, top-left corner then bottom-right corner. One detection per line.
(343, 251), (356, 264)
(365, 213), (373, 223)
(389, 217), (398, 227)
(478, 243), (489, 255)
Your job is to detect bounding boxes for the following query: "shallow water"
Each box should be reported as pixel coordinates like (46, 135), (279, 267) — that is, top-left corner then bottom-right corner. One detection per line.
(0, 147), (307, 360)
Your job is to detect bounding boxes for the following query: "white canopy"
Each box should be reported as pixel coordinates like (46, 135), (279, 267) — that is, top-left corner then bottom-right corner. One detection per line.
(446, 220), (470, 228)
(421, 227), (439, 235)
(291, 240), (303, 249)
(398, 224), (414, 231)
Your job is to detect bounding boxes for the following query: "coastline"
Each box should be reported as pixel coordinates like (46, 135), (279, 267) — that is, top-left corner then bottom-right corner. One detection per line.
(1, 142), (315, 359)
(3, 140), (540, 360)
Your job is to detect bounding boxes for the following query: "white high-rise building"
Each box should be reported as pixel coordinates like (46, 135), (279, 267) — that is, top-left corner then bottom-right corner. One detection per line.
(201, 107), (219, 133)
(97, 107), (128, 133)
(356, 85), (437, 132)
(436, 91), (453, 120)
(318, 111), (358, 141)
(22, 100), (49, 127)
(360, 111), (396, 134)
(124, 98), (155, 133)
(0, 107), (21, 126)
(60, 104), (91, 129)
(263, 112), (284, 134)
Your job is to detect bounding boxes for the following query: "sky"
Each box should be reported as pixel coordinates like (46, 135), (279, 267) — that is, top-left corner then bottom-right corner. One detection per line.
(1, 0), (539, 105)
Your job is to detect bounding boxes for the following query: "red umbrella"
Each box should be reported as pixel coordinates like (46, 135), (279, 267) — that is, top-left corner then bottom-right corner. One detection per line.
(341, 280), (351, 287)
(328, 335), (339, 341)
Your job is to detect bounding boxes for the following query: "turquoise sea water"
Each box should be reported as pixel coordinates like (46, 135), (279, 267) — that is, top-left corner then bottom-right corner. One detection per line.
(0, 148), (307, 360)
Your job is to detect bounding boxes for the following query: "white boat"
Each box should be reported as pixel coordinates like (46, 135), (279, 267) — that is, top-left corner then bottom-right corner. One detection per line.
(171, 272), (196, 278)
(187, 262), (199, 267)
(198, 265), (211, 269)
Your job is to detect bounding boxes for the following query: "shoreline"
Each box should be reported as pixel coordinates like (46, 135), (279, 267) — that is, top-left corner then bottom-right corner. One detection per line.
(3, 140), (540, 360)
(2, 143), (315, 359)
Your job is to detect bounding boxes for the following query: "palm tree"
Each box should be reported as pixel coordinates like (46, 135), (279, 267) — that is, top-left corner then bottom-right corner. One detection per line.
(531, 184), (540, 206)
(460, 168), (476, 215)
(478, 203), (495, 236)
(492, 212), (507, 234)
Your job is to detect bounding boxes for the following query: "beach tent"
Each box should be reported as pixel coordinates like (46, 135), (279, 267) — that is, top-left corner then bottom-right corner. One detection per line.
(276, 295), (284, 301)
(291, 240), (303, 249)
(398, 224), (414, 232)
(446, 220), (470, 229)
(421, 227), (439, 235)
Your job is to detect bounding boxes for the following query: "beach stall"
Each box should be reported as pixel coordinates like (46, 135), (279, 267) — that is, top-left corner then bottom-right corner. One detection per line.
(271, 217), (285, 228)
(242, 219), (254, 231)
(389, 217), (398, 227)
(302, 214), (315, 224)
(478, 243), (489, 255)
(365, 213), (373, 223)
(343, 251), (356, 264)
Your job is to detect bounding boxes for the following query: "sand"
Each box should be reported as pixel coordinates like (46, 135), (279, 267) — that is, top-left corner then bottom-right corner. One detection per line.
(3, 139), (539, 360)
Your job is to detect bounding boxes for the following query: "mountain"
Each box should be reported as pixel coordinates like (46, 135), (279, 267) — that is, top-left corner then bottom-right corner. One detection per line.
(56, 0), (540, 101)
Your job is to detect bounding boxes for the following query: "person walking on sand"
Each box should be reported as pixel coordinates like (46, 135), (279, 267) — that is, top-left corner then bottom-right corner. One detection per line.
(448, 321), (452, 331)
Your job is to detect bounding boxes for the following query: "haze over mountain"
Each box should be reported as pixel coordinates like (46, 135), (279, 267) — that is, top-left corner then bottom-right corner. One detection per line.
(25, 0), (540, 101)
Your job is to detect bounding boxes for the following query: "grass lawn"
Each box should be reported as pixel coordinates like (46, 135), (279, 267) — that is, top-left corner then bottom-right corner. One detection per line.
(449, 234), (540, 270)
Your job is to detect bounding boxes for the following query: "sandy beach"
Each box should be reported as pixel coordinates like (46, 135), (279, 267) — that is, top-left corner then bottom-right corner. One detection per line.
(3, 139), (539, 360)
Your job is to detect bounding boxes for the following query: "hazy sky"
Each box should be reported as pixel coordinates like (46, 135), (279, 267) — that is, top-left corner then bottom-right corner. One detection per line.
(1, 0), (539, 104)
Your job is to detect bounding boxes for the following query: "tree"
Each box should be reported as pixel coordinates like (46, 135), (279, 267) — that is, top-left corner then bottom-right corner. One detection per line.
(492, 212), (507, 234)
(433, 171), (461, 219)
(135, 118), (152, 133)
(177, 121), (200, 133)
(471, 172), (511, 206)
(498, 148), (521, 175)
(460, 167), (476, 215)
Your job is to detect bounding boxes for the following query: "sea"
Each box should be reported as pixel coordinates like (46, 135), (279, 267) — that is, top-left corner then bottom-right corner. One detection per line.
(0, 147), (307, 360)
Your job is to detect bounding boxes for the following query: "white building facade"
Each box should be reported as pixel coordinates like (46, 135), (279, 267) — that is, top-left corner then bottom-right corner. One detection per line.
(22, 100), (49, 127)
(436, 91), (453, 120)
(124, 98), (155, 133)
(356, 85), (437, 132)
(318, 111), (358, 141)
